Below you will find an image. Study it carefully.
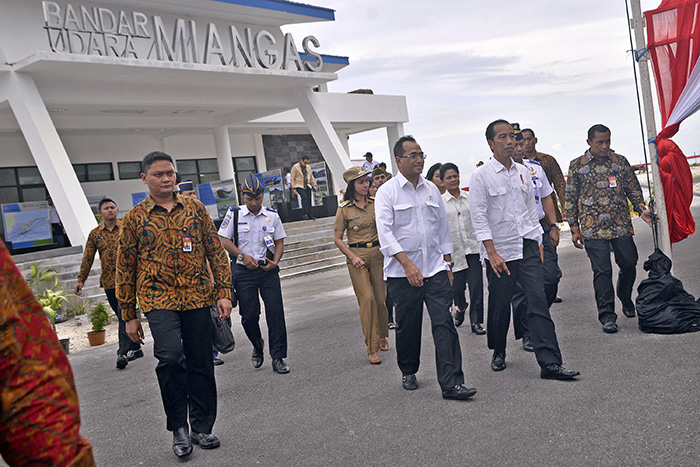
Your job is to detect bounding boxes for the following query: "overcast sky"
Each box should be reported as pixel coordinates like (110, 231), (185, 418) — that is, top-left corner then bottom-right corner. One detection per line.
(284, 0), (700, 183)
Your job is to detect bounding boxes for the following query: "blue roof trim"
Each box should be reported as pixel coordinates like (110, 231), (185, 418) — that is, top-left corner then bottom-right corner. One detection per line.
(300, 53), (349, 65)
(211, 0), (335, 21)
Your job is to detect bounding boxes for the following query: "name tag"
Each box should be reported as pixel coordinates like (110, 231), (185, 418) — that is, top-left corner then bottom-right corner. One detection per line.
(264, 234), (274, 248)
(609, 176), (617, 188)
(182, 236), (192, 252)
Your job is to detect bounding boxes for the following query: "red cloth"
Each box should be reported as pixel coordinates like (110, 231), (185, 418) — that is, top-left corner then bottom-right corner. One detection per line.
(656, 138), (696, 243)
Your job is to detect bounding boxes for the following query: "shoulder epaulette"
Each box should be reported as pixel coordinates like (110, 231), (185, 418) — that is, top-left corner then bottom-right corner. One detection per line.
(265, 206), (277, 213)
(368, 196), (375, 201)
(526, 159), (541, 166)
(228, 206), (240, 211)
(339, 200), (351, 207)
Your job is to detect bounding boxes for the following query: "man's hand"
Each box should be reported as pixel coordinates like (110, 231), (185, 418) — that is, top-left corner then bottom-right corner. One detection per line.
(403, 261), (424, 287)
(217, 298), (233, 320)
(126, 319), (145, 345)
(292, 189), (297, 197)
(641, 209), (653, 227)
(74, 281), (84, 295)
(549, 226), (560, 248)
(540, 243), (545, 263)
(488, 251), (510, 278)
(350, 255), (365, 269)
(260, 259), (278, 271)
(447, 269), (454, 286)
(571, 231), (584, 249)
(242, 254), (259, 270)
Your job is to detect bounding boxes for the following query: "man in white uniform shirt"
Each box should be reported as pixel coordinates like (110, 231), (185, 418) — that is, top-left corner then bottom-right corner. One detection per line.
(375, 135), (476, 401)
(469, 120), (579, 380)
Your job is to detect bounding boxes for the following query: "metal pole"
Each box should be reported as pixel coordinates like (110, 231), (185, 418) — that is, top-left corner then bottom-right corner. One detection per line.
(629, 0), (673, 259)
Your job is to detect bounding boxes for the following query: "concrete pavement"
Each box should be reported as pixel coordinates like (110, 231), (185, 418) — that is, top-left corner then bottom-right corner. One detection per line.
(66, 205), (700, 466)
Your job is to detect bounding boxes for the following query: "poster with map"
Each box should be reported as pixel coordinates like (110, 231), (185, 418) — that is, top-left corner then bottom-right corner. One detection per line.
(2, 201), (53, 248)
(198, 178), (237, 219)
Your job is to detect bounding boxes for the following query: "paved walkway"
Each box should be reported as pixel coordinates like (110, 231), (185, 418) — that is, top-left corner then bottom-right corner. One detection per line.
(63, 204), (700, 466)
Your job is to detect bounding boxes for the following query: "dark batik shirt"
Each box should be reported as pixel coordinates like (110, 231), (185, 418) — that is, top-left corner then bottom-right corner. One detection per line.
(116, 194), (231, 320)
(77, 221), (121, 289)
(565, 150), (646, 240)
(532, 151), (566, 222)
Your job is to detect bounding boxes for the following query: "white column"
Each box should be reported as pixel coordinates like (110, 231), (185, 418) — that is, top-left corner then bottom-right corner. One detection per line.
(296, 87), (352, 195)
(253, 134), (267, 172)
(386, 123), (405, 175)
(1, 72), (95, 246)
(213, 126), (235, 182)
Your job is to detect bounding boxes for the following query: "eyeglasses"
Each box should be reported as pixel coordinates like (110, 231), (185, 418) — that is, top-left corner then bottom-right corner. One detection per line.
(397, 152), (427, 160)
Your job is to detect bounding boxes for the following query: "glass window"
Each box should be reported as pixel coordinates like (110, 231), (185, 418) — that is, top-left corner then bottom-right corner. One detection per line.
(17, 167), (43, 185)
(73, 164), (88, 182)
(118, 162), (142, 180)
(21, 186), (47, 202)
(0, 168), (15, 186)
(233, 157), (256, 172)
(87, 163), (113, 181)
(198, 159), (219, 173)
(177, 160), (197, 174)
(199, 173), (220, 184)
(0, 186), (19, 205)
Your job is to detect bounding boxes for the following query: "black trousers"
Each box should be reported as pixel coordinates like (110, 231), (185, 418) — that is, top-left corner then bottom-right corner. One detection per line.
(485, 239), (562, 368)
(298, 187), (313, 219)
(583, 235), (639, 324)
(450, 254), (485, 325)
(387, 271), (465, 390)
(146, 307), (216, 433)
(512, 226), (562, 339)
(385, 281), (394, 323)
(104, 288), (140, 357)
(235, 264), (287, 359)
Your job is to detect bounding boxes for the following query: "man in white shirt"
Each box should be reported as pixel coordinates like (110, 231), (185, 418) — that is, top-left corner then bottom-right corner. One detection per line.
(439, 163), (485, 335)
(362, 152), (379, 173)
(375, 135), (476, 401)
(469, 120), (579, 380)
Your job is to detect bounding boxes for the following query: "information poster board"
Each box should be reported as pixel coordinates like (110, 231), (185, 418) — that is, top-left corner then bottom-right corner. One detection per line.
(131, 192), (148, 207)
(198, 178), (237, 219)
(261, 169), (284, 206)
(310, 161), (329, 206)
(1, 201), (53, 248)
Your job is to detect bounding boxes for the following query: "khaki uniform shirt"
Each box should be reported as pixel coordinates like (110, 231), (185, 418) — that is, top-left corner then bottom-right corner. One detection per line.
(290, 162), (317, 190)
(334, 197), (379, 245)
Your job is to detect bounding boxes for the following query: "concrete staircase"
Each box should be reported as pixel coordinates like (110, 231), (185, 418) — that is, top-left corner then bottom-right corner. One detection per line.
(9, 217), (346, 309)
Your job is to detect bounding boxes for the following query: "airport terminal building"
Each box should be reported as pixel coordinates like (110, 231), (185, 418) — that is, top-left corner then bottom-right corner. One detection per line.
(0, 0), (408, 248)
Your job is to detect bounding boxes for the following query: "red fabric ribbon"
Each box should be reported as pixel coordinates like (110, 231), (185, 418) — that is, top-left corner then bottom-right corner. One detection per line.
(655, 137), (696, 243)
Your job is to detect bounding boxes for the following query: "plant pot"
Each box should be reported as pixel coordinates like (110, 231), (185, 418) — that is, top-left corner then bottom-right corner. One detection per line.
(87, 330), (105, 346)
(59, 337), (70, 354)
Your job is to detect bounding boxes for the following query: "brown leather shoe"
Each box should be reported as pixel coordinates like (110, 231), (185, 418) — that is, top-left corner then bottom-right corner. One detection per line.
(379, 338), (389, 351)
(369, 352), (382, 364)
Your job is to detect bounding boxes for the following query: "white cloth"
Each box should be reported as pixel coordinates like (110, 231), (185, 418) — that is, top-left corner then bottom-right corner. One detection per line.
(522, 159), (554, 221)
(363, 160), (379, 173)
(469, 158), (543, 263)
(375, 172), (453, 279)
(442, 190), (480, 272)
(284, 172), (291, 189)
(218, 205), (286, 264)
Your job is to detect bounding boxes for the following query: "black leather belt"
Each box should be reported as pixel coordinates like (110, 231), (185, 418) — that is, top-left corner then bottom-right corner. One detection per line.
(348, 241), (380, 248)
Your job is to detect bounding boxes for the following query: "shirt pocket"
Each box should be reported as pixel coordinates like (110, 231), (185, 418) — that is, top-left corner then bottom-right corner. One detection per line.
(394, 204), (413, 227)
(424, 200), (441, 223)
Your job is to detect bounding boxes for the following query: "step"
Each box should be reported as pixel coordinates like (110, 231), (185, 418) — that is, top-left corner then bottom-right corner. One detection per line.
(279, 254), (346, 275)
(280, 248), (343, 267)
(283, 242), (337, 259)
(279, 260), (346, 279)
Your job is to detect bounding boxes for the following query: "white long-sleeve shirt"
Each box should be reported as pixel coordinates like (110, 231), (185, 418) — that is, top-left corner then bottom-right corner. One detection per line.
(469, 158), (543, 263)
(442, 190), (480, 272)
(375, 172), (453, 279)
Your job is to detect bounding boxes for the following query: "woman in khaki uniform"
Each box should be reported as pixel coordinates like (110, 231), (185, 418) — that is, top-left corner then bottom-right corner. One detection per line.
(334, 167), (389, 365)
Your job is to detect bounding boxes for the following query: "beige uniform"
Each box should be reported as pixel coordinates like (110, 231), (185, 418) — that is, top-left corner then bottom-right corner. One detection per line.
(334, 197), (389, 354)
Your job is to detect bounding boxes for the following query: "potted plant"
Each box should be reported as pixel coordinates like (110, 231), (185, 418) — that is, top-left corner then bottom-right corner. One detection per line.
(72, 296), (95, 327)
(87, 302), (109, 346)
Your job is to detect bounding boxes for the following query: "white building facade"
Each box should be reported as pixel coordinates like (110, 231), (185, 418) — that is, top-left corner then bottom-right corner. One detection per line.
(0, 0), (408, 246)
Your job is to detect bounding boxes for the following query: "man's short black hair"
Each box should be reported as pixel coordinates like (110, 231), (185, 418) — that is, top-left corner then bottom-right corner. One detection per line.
(98, 198), (117, 210)
(439, 162), (459, 180)
(522, 128), (535, 138)
(378, 162), (387, 169)
(587, 124), (610, 141)
(393, 135), (416, 158)
(142, 151), (173, 174)
(485, 119), (510, 142)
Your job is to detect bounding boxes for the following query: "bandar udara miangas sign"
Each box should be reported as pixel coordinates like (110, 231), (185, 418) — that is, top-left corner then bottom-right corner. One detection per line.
(41, 1), (324, 71)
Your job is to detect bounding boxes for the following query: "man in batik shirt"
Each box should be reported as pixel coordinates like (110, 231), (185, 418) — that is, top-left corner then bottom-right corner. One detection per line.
(522, 128), (567, 222)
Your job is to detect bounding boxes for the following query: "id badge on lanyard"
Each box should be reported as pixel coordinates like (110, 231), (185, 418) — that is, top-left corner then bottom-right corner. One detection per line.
(182, 236), (192, 252)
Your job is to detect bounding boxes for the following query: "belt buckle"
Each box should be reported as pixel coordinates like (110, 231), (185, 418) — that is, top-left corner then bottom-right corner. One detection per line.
(366, 242), (372, 248)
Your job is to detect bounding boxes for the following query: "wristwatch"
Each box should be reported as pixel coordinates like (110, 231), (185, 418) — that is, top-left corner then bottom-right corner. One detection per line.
(237, 253), (244, 262)
(550, 223), (559, 229)
(449, 261), (455, 268)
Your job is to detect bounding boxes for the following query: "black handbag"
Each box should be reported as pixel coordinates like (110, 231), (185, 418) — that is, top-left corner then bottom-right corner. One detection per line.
(211, 306), (235, 354)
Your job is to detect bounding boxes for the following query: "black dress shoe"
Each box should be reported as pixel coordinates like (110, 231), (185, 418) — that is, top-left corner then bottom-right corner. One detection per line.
(252, 347), (264, 368)
(522, 336), (534, 352)
(622, 305), (636, 318)
(471, 323), (486, 335)
(454, 310), (466, 327)
(116, 355), (128, 370)
(540, 363), (580, 380)
(172, 426), (193, 458)
(191, 431), (220, 449)
(272, 358), (290, 374)
(126, 349), (144, 361)
(402, 374), (418, 390)
(554, 296), (563, 303)
(491, 352), (506, 372)
(602, 322), (618, 333)
(442, 384), (477, 400)
(213, 356), (224, 366)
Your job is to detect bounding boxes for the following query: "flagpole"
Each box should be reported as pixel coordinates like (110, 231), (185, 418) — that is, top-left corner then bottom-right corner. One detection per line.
(629, 0), (673, 260)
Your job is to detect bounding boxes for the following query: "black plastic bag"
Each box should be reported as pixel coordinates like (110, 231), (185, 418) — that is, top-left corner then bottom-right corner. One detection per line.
(636, 249), (700, 334)
(211, 306), (235, 353)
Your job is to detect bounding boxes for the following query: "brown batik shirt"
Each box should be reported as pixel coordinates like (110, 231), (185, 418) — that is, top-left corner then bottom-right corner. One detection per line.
(116, 194), (231, 320)
(565, 150), (646, 240)
(77, 221), (121, 289)
(531, 151), (567, 222)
